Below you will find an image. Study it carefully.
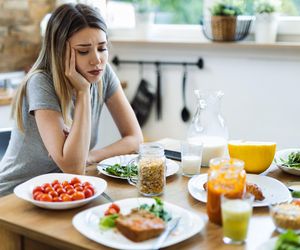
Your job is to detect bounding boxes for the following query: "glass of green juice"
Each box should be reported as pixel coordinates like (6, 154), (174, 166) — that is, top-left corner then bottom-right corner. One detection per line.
(221, 193), (254, 244)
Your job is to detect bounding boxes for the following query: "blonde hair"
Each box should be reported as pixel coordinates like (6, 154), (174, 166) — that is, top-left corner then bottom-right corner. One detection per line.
(12, 3), (107, 131)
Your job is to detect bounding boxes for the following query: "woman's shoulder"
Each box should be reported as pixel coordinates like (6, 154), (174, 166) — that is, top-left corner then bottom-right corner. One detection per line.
(28, 71), (52, 85)
(26, 71), (54, 90)
(103, 63), (116, 80)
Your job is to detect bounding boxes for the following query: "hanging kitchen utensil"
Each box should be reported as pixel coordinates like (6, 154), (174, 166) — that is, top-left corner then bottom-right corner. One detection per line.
(130, 63), (155, 127)
(181, 64), (190, 122)
(156, 62), (162, 120)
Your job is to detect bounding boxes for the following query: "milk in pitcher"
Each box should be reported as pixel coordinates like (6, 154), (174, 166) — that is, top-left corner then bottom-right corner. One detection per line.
(188, 136), (227, 166)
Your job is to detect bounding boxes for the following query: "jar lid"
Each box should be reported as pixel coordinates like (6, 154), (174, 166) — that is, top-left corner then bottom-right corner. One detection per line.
(139, 143), (164, 157)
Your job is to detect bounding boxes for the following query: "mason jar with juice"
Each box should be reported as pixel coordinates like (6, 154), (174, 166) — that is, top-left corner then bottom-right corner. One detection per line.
(206, 157), (246, 225)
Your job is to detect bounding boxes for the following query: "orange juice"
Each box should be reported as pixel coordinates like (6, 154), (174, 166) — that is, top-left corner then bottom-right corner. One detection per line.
(206, 158), (246, 225)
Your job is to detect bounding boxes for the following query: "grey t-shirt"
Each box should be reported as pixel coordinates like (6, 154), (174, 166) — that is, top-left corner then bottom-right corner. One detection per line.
(0, 64), (120, 196)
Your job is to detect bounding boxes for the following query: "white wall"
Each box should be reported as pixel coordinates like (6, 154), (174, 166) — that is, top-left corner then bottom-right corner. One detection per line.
(1, 43), (299, 151)
(106, 42), (300, 150)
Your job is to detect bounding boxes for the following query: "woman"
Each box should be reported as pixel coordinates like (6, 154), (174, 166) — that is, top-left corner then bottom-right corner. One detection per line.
(0, 3), (143, 196)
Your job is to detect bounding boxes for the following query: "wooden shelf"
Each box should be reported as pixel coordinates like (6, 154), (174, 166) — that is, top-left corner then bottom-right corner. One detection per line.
(0, 89), (14, 106)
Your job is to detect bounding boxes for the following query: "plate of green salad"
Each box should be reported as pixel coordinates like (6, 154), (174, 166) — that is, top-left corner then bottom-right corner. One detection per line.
(257, 230), (300, 250)
(274, 149), (300, 176)
(97, 154), (179, 179)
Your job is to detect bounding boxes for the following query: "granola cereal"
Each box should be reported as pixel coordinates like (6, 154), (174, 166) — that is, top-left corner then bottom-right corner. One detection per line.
(138, 158), (165, 195)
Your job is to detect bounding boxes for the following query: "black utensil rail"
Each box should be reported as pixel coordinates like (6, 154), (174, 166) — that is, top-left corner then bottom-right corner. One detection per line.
(111, 56), (204, 120)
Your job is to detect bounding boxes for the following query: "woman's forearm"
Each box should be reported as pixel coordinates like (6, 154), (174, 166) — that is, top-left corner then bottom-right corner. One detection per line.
(62, 90), (91, 173)
(88, 134), (143, 164)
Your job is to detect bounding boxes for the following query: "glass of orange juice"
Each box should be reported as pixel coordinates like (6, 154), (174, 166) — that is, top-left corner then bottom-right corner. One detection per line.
(206, 157), (246, 225)
(221, 193), (254, 244)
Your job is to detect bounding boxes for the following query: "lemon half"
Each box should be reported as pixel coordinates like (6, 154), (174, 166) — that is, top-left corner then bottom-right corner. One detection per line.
(228, 140), (276, 174)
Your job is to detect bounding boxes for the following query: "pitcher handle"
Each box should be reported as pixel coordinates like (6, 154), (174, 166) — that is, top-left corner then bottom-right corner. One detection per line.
(127, 158), (138, 186)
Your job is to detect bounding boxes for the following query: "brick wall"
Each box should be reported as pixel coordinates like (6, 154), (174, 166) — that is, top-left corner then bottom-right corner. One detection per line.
(0, 0), (55, 72)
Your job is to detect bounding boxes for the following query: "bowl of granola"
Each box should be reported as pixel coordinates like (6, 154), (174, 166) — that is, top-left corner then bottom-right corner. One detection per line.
(270, 200), (300, 233)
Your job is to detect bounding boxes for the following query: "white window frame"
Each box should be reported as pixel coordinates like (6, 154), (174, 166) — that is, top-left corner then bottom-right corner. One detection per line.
(106, 0), (300, 42)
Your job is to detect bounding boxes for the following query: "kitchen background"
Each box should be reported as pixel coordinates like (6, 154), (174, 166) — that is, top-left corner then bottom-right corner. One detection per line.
(0, 0), (300, 150)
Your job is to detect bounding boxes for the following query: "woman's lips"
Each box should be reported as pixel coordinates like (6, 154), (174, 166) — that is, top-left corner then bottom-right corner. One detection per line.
(88, 69), (102, 76)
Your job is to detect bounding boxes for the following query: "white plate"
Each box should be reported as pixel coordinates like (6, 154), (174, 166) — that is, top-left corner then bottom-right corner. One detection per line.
(274, 148), (300, 176)
(256, 237), (277, 250)
(188, 173), (292, 207)
(14, 173), (107, 210)
(72, 197), (205, 250)
(97, 154), (179, 179)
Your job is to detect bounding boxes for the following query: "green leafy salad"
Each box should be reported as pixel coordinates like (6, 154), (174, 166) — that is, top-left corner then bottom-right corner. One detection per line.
(139, 197), (172, 222)
(104, 163), (138, 178)
(276, 152), (300, 169)
(275, 230), (300, 250)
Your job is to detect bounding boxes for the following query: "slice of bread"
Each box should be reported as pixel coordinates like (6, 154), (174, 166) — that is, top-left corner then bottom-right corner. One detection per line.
(115, 209), (165, 242)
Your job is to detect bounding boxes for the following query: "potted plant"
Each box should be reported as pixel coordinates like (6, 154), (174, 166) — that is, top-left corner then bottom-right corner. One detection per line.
(254, 0), (280, 43)
(133, 0), (155, 37)
(210, 1), (242, 41)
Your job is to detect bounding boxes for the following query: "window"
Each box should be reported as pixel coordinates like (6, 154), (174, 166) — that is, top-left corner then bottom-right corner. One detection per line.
(112, 0), (203, 24)
(107, 0), (300, 40)
(110, 0), (300, 25)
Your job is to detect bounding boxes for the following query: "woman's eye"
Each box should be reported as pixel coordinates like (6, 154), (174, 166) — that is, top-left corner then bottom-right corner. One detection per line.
(98, 47), (107, 52)
(77, 50), (88, 55)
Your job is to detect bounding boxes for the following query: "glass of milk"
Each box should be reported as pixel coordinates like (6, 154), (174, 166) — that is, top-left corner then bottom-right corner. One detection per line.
(181, 141), (203, 177)
(221, 193), (254, 244)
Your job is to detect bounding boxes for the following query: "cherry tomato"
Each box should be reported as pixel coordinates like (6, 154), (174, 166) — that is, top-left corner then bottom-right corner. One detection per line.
(82, 181), (92, 187)
(56, 187), (66, 195)
(75, 186), (83, 192)
(72, 192), (85, 201)
(104, 208), (118, 216)
(67, 189), (75, 195)
(62, 180), (69, 187)
(109, 203), (120, 213)
(33, 186), (44, 194)
(83, 188), (93, 198)
(48, 190), (58, 198)
(60, 193), (72, 202)
(52, 197), (63, 202)
(42, 183), (51, 189)
(51, 179), (59, 187)
(33, 191), (44, 200)
(40, 194), (52, 202)
(44, 186), (54, 194)
(84, 186), (94, 195)
(70, 177), (81, 185)
(64, 184), (74, 191)
(73, 183), (82, 188)
(53, 183), (62, 191)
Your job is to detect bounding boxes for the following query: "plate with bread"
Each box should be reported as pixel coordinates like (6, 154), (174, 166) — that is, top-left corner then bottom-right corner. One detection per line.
(72, 197), (205, 250)
(188, 173), (292, 207)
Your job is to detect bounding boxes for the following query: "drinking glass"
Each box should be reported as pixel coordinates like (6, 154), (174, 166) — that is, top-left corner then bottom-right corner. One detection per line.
(221, 193), (254, 244)
(181, 141), (203, 177)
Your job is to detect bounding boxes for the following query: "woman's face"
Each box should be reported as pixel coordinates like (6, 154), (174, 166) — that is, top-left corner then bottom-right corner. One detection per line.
(68, 27), (108, 83)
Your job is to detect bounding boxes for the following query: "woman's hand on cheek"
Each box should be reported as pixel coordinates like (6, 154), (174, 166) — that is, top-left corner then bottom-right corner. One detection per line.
(65, 42), (90, 92)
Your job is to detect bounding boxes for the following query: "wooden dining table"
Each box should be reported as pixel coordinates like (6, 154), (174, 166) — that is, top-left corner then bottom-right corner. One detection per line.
(0, 153), (298, 250)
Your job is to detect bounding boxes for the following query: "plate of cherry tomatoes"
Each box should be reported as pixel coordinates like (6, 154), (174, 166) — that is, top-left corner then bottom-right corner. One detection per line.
(14, 173), (107, 210)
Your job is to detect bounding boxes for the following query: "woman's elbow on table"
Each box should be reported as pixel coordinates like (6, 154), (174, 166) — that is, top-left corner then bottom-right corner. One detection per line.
(55, 158), (86, 175)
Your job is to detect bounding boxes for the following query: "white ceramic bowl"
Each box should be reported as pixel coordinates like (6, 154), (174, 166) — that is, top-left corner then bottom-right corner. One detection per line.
(14, 173), (107, 210)
(274, 148), (300, 176)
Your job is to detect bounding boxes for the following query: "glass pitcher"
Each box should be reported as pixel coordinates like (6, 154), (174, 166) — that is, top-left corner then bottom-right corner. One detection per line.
(187, 90), (228, 166)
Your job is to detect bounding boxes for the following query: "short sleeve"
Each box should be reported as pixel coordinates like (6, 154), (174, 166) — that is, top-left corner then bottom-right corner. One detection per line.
(26, 72), (61, 114)
(103, 63), (120, 102)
